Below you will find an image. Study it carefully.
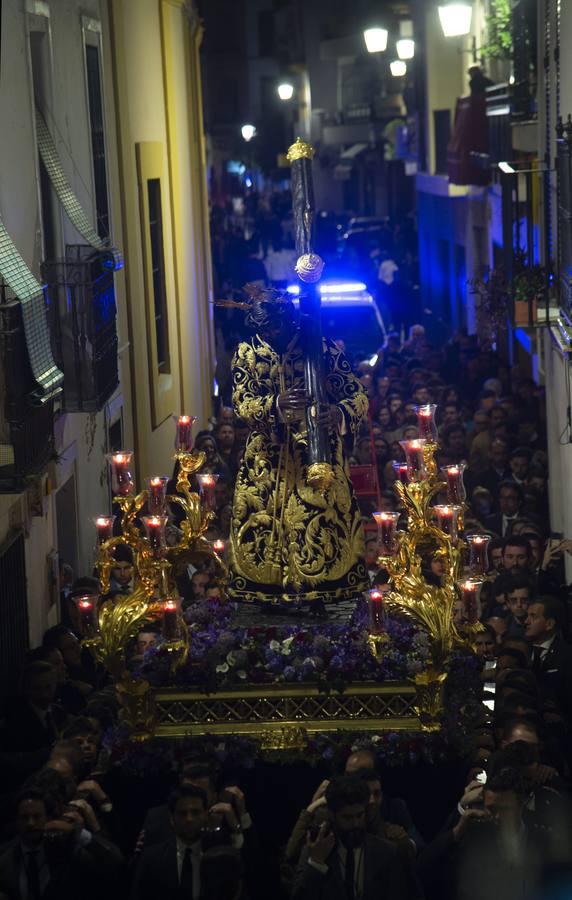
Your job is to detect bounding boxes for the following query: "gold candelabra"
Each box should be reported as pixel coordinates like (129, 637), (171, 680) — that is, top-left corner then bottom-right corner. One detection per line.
(369, 408), (485, 731)
(80, 418), (227, 739)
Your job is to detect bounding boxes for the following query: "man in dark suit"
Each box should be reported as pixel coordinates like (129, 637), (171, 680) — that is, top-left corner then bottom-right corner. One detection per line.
(293, 776), (408, 900)
(0, 662), (67, 782)
(526, 596), (572, 722)
(130, 784), (210, 900)
(0, 787), (123, 900)
(484, 481), (523, 538)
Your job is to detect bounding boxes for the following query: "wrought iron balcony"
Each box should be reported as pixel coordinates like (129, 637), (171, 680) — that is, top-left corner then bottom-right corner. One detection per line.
(511, 0), (537, 122)
(0, 286), (56, 490)
(42, 245), (119, 412)
(485, 83), (512, 169)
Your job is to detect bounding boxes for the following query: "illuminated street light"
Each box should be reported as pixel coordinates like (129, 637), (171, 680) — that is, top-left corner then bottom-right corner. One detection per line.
(277, 82), (294, 100)
(363, 27), (388, 53)
(396, 38), (415, 59)
(241, 123), (256, 142)
(390, 60), (407, 77)
(438, 3), (472, 37)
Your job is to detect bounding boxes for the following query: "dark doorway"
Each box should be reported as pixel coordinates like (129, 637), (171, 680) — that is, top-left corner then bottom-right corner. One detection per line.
(56, 475), (79, 582)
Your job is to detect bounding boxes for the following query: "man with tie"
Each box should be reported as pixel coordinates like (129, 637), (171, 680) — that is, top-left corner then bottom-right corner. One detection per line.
(130, 785), (210, 900)
(526, 596), (572, 722)
(293, 776), (408, 900)
(0, 787), (123, 900)
(0, 662), (67, 779)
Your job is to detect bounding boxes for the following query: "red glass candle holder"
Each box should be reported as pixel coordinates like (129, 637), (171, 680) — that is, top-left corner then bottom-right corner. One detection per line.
(107, 451), (135, 496)
(441, 463), (467, 504)
(415, 404), (438, 442)
(77, 596), (96, 635)
(392, 460), (409, 484)
(174, 415), (197, 452)
(459, 578), (482, 625)
(466, 533), (491, 576)
(162, 598), (179, 640)
(213, 538), (226, 555)
(142, 515), (168, 558)
(147, 476), (170, 515)
(372, 511), (400, 557)
(399, 439), (427, 482)
(367, 587), (386, 635)
(94, 515), (115, 545)
(433, 505), (462, 541)
(197, 473), (219, 512)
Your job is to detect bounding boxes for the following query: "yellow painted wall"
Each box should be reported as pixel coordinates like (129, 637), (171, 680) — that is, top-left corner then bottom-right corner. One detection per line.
(108, 0), (213, 483)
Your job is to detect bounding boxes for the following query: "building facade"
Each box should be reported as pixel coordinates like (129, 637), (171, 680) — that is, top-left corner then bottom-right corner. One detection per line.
(0, 0), (213, 670)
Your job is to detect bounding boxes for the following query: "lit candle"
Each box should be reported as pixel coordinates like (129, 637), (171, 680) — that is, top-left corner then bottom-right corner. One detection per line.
(399, 439), (427, 482)
(147, 476), (169, 515)
(213, 538), (225, 555)
(142, 515), (167, 557)
(433, 505), (462, 541)
(174, 415), (197, 452)
(162, 598), (178, 640)
(368, 587), (385, 635)
(107, 451), (135, 496)
(77, 596), (96, 635)
(415, 404), (438, 442)
(460, 579), (482, 625)
(196, 473), (219, 512)
(467, 533), (491, 576)
(372, 511), (400, 557)
(441, 463), (467, 504)
(392, 461), (409, 484)
(94, 515), (115, 544)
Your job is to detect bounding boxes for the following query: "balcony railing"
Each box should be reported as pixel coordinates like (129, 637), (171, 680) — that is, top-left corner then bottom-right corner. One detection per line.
(485, 84), (512, 169)
(557, 117), (572, 323)
(42, 245), (119, 412)
(0, 287), (55, 490)
(511, 0), (537, 122)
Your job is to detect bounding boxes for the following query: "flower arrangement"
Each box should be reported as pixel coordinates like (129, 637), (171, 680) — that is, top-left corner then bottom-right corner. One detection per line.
(137, 597), (432, 691)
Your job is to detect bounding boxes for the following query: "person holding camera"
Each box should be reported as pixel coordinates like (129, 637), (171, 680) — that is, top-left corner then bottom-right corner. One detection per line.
(292, 776), (408, 900)
(0, 786), (124, 900)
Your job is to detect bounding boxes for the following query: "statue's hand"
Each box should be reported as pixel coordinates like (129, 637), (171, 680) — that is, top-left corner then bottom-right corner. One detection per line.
(315, 405), (343, 431)
(277, 388), (308, 422)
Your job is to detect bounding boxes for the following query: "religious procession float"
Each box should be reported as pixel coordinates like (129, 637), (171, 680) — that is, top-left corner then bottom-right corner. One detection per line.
(76, 140), (489, 769)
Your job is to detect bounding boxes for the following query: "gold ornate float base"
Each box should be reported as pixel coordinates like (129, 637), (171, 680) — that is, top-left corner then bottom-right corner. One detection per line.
(148, 682), (422, 746)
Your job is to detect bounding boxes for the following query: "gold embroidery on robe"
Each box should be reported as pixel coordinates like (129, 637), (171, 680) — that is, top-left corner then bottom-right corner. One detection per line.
(229, 335), (368, 602)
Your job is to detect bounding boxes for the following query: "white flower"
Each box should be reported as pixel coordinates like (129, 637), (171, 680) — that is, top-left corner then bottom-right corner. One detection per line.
(269, 640), (280, 651)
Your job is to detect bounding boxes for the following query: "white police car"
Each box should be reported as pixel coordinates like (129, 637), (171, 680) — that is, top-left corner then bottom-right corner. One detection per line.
(287, 281), (386, 358)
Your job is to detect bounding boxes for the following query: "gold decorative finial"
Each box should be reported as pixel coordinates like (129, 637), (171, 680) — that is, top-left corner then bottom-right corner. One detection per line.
(287, 137), (315, 162)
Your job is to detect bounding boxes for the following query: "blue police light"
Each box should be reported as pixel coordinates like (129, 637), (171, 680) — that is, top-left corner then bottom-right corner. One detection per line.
(286, 282), (367, 297)
(320, 282), (366, 294)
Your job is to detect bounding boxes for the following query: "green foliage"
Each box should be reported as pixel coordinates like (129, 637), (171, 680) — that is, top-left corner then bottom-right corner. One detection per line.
(481, 0), (512, 61)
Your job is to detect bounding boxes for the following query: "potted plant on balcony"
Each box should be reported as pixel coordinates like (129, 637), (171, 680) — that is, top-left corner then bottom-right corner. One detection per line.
(512, 265), (546, 327)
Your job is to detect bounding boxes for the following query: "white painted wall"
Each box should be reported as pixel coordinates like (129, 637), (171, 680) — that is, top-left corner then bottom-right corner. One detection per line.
(0, 0), (128, 646)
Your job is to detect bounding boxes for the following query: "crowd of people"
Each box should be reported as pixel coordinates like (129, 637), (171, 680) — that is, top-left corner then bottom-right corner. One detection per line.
(1, 183), (572, 897)
(1, 323), (571, 899)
